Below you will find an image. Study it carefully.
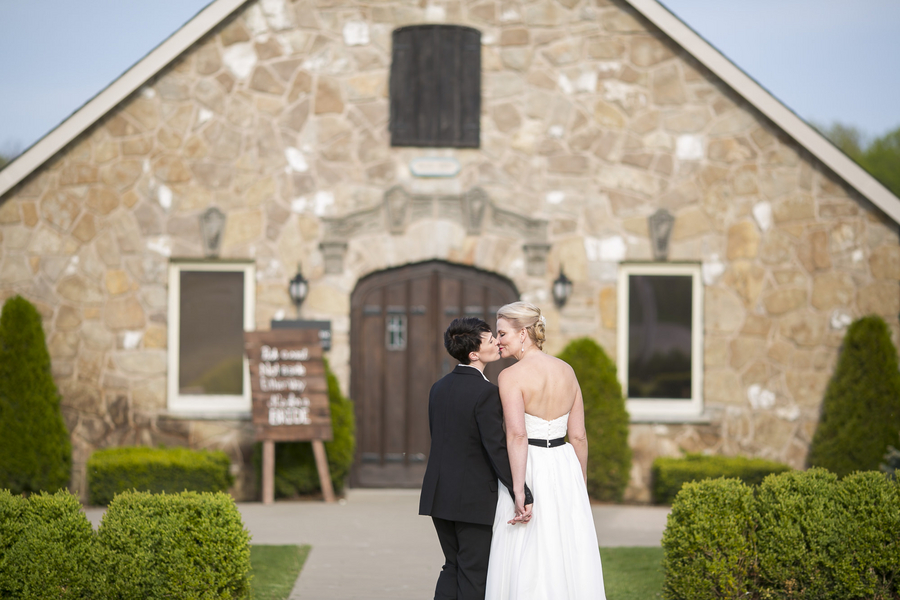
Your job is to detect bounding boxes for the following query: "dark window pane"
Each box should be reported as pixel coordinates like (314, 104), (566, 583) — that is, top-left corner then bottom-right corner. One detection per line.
(627, 274), (692, 399)
(179, 271), (244, 395)
(390, 25), (480, 147)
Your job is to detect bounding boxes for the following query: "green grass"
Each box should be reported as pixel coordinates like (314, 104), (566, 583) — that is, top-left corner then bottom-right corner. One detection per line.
(250, 545), (311, 600)
(246, 544), (660, 600)
(601, 546), (665, 600)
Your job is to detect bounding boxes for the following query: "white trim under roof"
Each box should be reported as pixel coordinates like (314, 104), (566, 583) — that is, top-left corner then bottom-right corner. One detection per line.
(1, 0), (898, 224)
(0, 0), (248, 198)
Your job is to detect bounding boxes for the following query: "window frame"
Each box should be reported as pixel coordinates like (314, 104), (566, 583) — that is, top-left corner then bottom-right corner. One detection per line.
(166, 260), (256, 415)
(616, 262), (704, 420)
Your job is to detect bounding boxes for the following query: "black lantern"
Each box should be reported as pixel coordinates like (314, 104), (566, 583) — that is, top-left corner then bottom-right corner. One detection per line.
(552, 267), (573, 309)
(288, 266), (309, 316)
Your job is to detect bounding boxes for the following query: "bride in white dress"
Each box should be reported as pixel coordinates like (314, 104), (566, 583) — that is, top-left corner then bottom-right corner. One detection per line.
(486, 302), (606, 600)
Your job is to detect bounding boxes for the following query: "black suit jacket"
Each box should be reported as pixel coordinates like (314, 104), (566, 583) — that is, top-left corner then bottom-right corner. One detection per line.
(419, 365), (532, 526)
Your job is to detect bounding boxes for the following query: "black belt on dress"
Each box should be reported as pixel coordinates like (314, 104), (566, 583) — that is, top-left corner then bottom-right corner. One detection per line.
(528, 437), (566, 448)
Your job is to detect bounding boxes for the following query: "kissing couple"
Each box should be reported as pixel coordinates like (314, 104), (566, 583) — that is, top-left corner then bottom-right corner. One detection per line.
(419, 301), (607, 600)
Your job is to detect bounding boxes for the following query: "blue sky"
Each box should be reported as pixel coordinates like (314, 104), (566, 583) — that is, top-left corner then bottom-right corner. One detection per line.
(1, 0), (898, 157)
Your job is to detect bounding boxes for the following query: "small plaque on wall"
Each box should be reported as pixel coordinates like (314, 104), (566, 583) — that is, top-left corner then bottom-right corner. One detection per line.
(409, 157), (461, 178)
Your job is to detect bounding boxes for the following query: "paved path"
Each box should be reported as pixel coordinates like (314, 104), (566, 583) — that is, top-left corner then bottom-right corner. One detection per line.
(85, 489), (670, 600)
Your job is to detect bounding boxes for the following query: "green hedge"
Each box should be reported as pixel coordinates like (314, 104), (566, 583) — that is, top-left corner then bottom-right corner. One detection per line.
(87, 446), (234, 506)
(259, 358), (356, 497)
(557, 337), (632, 502)
(0, 489), (251, 599)
(0, 490), (95, 599)
(662, 469), (900, 600)
(0, 296), (72, 494)
(97, 491), (251, 599)
(652, 453), (792, 504)
(809, 315), (900, 476)
(662, 477), (756, 599)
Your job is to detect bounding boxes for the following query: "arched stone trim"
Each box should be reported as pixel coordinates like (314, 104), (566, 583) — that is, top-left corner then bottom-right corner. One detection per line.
(318, 186), (549, 277)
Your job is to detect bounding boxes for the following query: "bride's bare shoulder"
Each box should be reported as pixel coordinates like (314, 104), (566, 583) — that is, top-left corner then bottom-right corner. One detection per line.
(545, 353), (575, 373)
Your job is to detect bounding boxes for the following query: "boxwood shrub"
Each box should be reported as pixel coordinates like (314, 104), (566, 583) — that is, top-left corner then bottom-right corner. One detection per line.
(754, 468), (842, 599)
(87, 446), (233, 506)
(662, 478), (756, 600)
(557, 338), (632, 502)
(96, 491), (251, 599)
(652, 453), (792, 504)
(0, 490), (95, 599)
(260, 358), (356, 497)
(662, 469), (900, 600)
(0, 296), (72, 495)
(808, 315), (900, 476)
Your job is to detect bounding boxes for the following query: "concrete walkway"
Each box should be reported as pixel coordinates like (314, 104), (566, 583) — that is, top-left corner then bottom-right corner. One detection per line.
(84, 489), (670, 600)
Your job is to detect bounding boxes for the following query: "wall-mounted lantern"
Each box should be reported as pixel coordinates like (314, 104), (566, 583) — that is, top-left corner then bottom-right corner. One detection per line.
(199, 207), (226, 258)
(552, 267), (573, 309)
(648, 208), (675, 261)
(288, 266), (309, 317)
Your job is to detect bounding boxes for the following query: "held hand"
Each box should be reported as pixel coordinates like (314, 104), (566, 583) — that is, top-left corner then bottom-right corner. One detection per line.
(514, 491), (526, 516)
(508, 492), (533, 525)
(507, 503), (533, 525)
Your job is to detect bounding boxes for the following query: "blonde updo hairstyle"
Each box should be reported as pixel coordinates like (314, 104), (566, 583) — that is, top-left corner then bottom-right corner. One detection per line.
(496, 301), (546, 350)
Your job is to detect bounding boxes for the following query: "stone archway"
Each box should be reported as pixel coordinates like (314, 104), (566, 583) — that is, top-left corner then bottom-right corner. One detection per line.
(349, 260), (518, 487)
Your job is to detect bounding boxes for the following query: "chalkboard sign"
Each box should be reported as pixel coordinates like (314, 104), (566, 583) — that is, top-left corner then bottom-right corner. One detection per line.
(244, 329), (333, 442)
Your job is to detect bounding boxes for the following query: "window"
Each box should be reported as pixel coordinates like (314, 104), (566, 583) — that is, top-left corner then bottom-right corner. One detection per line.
(616, 263), (703, 419)
(167, 261), (255, 414)
(390, 25), (481, 147)
(386, 315), (407, 350)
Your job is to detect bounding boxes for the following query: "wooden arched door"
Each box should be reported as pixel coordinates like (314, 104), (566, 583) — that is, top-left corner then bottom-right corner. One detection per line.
(349, 260), (519, 487)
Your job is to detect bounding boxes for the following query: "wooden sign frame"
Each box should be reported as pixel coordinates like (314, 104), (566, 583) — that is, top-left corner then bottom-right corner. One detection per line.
(245, 329), (334, 504)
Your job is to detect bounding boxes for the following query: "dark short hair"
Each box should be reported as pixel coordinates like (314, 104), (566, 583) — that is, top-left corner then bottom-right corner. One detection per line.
(444, 317), (491, 364)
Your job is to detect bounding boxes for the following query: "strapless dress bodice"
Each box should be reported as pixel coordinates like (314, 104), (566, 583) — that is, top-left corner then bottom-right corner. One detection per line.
(524, 412), (569, 439)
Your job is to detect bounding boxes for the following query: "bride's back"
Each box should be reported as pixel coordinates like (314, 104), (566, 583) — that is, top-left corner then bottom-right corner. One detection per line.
(506, 351), (579, 421)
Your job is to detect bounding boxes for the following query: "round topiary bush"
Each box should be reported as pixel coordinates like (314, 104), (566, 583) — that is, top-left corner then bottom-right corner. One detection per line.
(0, 296), (72, 494)
(662, 477), (756, 600)
(754, 468), (842, 600)
(557, 337), (631, 502)
(0, 490), (96, 599)
(808, 315), (900, 476)
(96, 491), (251, 599)
(258, 357), (356, 497)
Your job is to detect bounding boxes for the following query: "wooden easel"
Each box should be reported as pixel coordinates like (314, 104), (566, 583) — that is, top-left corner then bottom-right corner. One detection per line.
(245, 329), (335, 504)
(260, 439), (334, 504)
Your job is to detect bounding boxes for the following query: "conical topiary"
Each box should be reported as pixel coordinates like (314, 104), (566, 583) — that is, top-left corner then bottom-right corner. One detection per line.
(808, 315), (900, 476)
(0, 296), (72, 493)
(558, 337), (632, 501)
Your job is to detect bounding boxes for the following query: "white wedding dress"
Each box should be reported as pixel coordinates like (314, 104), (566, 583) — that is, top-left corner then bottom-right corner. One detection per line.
(485, 412), (606, 600)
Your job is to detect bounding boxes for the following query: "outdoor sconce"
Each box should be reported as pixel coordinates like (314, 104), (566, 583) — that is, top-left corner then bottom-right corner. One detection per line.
(199, 207), (226, 258)
(649, 208), (675, 261)
(288, 266), (309, 317)
(552, 267), (573, 309)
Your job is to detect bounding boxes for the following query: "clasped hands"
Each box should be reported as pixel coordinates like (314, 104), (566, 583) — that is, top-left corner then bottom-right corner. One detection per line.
(508, 492), (533, 525)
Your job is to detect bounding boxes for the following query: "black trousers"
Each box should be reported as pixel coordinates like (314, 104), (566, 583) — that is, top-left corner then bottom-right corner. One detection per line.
(431, 517), (493, 600)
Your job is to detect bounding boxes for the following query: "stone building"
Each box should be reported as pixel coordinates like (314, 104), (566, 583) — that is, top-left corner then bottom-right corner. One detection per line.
(1, 0), (898, 502)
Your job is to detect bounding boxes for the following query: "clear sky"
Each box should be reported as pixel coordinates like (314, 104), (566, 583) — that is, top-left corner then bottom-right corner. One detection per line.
(1, 0), (898, 158)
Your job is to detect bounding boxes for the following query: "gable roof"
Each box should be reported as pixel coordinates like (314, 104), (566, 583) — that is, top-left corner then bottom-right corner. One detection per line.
(1, 0), (898, 224)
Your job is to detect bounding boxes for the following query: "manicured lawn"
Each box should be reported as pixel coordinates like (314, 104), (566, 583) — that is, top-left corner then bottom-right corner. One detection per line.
(250, 545), (311, 600)
(601, 546), (665, 600)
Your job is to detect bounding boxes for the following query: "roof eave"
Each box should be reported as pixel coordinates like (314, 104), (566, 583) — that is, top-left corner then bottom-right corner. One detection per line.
(2, 0), (898, 227)
(0, 0), (248, 199)
(627, 0), (900, 223)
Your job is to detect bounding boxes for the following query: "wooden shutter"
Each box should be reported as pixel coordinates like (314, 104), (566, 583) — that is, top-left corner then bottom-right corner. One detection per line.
(390, 25), (481, 148)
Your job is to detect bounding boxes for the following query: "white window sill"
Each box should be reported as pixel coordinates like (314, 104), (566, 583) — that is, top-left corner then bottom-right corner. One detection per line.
(628, 412), (713, 425)
(160, 410), (252, 421)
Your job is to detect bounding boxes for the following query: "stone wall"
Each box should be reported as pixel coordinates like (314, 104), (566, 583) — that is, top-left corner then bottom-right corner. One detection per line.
(0, 0), (898, 502)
